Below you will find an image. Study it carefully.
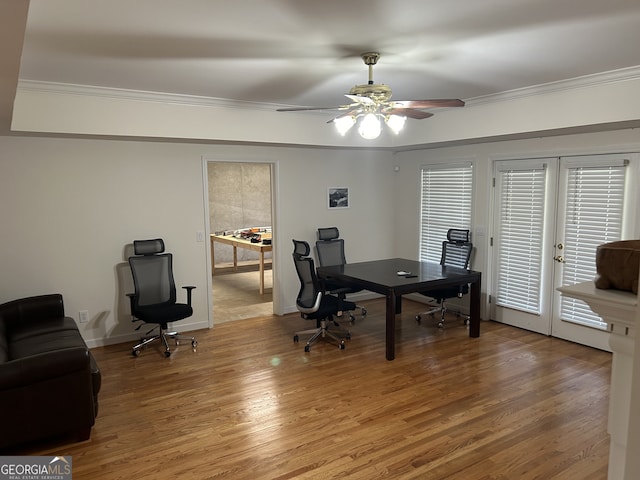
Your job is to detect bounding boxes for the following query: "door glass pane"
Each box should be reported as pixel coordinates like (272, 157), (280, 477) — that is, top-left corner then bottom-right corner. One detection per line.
(560, 165), (626, 329)
(495, 168), (546, 314)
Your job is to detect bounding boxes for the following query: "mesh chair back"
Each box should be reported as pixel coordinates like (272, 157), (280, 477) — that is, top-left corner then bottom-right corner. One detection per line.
(316, 227), (347, 267)
(441, 242), (473, 269)
(129, 243), (177, 309)
(292, 240), (321, 311)
(440, 229), (473, 269)
(447, 228), (470, 243)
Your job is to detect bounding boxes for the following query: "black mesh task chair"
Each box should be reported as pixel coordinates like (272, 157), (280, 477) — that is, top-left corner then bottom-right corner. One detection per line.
(315, 227), (367, 320)
(415, 229), (473, 328)
(127, 239), (197, 357)
(292, 239), (355, 352)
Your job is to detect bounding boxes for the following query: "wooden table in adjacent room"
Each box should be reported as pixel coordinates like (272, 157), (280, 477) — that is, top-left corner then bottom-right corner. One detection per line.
(210, 234), (272, 294)
(317, 258), (482, 361)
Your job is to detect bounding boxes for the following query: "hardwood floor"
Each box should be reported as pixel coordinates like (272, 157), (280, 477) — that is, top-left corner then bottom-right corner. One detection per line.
(14, 298), (611, 479)
(213, 262), (273, 322)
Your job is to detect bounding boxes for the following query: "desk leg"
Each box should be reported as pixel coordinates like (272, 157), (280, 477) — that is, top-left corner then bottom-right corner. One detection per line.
(386, 293), (396, 361)
(469, 277), (481, 338)
(259, 250), (265, 295)
(233, 246), (238, 271)
(211, 237), (215, 274)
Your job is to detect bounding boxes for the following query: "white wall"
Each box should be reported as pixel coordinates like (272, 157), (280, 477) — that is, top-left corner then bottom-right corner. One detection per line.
(2, 128), (637, 347)
(0, 136), (394, 347)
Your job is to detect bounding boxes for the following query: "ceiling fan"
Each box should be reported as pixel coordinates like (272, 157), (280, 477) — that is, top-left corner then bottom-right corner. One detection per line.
(277, 52), (465, 139)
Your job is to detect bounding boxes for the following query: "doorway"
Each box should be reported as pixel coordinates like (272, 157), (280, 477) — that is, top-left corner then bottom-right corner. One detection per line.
(207, 161), (274, 323)
(490, 153), (638, 351)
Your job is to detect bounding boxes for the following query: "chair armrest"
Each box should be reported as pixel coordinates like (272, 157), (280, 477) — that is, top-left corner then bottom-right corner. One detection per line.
(182, 286), (196, 306)
(0, 347), (90, 391)
(297, 291), (323, 315)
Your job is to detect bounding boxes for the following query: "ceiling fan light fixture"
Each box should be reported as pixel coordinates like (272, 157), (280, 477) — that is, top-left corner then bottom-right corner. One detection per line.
(385, 114), (406, 135)
(358, 113), (382, 139)
(277, 52), (464, 141)
(334, 115), (356, 136)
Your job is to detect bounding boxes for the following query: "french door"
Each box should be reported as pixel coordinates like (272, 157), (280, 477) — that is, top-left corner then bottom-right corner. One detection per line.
(491, 153), (637, 351)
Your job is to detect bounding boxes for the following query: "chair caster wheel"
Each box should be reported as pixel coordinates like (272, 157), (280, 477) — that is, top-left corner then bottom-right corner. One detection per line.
(164, 351), (171, 357)
(304, 345), (310, 352)
(339, 342), (345, 350)
(132, 349), (140, 357)
(361, 308), (367, 316)
(349, 314), (355, 323)
(415, 315), (422, 323)
(346, 333), (351, 340)
(437, 322), (444, 329)
(191, 339), (197, 348)
(293, 335), (299, 343)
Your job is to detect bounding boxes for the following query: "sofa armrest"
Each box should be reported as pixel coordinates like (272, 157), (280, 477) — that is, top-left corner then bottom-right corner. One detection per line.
(0, 294), (65, 332)
(0, 347), (90, 391)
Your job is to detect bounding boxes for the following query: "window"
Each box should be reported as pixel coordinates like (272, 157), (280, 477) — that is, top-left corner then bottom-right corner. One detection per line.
(419, 163), (473, 263)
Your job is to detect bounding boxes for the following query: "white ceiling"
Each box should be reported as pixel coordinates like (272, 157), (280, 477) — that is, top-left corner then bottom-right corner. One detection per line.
(17, 0), (640, 111)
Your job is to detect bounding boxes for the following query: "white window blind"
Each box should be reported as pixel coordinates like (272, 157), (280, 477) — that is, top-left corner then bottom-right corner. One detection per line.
(495, 166), (546, 314)
(419, 163), (473, 263)
(560, 164), (626, 330)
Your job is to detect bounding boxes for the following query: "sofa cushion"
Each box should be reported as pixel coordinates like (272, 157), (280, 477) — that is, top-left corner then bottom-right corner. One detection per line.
(10, 328), (88, 360)
(8, 316), (79, 342)
(0, 322), (8, 363)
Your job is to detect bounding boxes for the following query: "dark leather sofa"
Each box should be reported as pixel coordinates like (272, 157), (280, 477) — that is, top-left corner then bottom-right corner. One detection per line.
(0, 294), (101, 450)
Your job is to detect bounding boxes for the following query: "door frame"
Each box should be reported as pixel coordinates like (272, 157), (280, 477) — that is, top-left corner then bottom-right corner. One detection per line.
(201, 157), (279, 328)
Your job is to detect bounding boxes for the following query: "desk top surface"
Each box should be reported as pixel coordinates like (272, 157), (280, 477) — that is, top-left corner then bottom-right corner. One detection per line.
(317, 258), (480, 294)
(211, 233), (271, 250)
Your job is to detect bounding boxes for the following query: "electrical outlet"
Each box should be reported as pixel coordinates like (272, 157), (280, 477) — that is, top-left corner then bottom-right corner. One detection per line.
(196, 231), (205, 242)
(79, 310), (89, 323)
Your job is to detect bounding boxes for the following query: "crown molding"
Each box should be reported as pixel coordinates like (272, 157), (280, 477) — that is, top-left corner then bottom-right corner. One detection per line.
(16, 80), (282, 112)
(465, 65), (640, 106)
(17, 65), (640, 111)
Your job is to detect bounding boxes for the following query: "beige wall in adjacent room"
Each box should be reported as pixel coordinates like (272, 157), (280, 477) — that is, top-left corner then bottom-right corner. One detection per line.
(207, 162), (272, 264)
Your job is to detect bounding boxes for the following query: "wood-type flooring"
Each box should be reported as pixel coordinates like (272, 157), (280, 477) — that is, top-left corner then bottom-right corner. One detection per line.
(14, 298), (611, 479)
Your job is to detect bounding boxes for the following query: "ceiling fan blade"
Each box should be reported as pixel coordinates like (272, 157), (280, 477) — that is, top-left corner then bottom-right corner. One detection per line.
(391, 99), (465, 109)
(327, 108), (363, 124)
(277, 105), (348, 112)
(384, 108), (434, 119)
(344, 94), (376, 105)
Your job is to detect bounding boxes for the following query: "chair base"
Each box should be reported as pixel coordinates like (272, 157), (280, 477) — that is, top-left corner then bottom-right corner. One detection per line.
(132, 326), (197, 357)
(415, 302), (470, 329)
(348, 303), (367, 319)
(293, 318), (350, 352)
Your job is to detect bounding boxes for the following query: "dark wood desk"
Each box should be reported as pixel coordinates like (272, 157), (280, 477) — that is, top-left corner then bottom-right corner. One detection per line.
(317, 258), (482, 361)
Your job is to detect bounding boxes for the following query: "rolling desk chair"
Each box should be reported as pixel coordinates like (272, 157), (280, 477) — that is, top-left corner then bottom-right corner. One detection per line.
(292, 239), (355, 352)
(128, 238), (197, 357)
(415, 229), (473, 328)
(315, 227), (367, 320)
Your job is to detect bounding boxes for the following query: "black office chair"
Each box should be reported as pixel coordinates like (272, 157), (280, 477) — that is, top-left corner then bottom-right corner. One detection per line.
(415, 229), (473, 328)
(127, 238), (197, 357)
(292, 239), (355, 352)
(315, 227), (367, 320)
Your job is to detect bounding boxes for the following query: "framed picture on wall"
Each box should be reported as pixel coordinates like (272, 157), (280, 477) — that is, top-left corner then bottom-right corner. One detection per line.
(328, 187), (349, 209)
